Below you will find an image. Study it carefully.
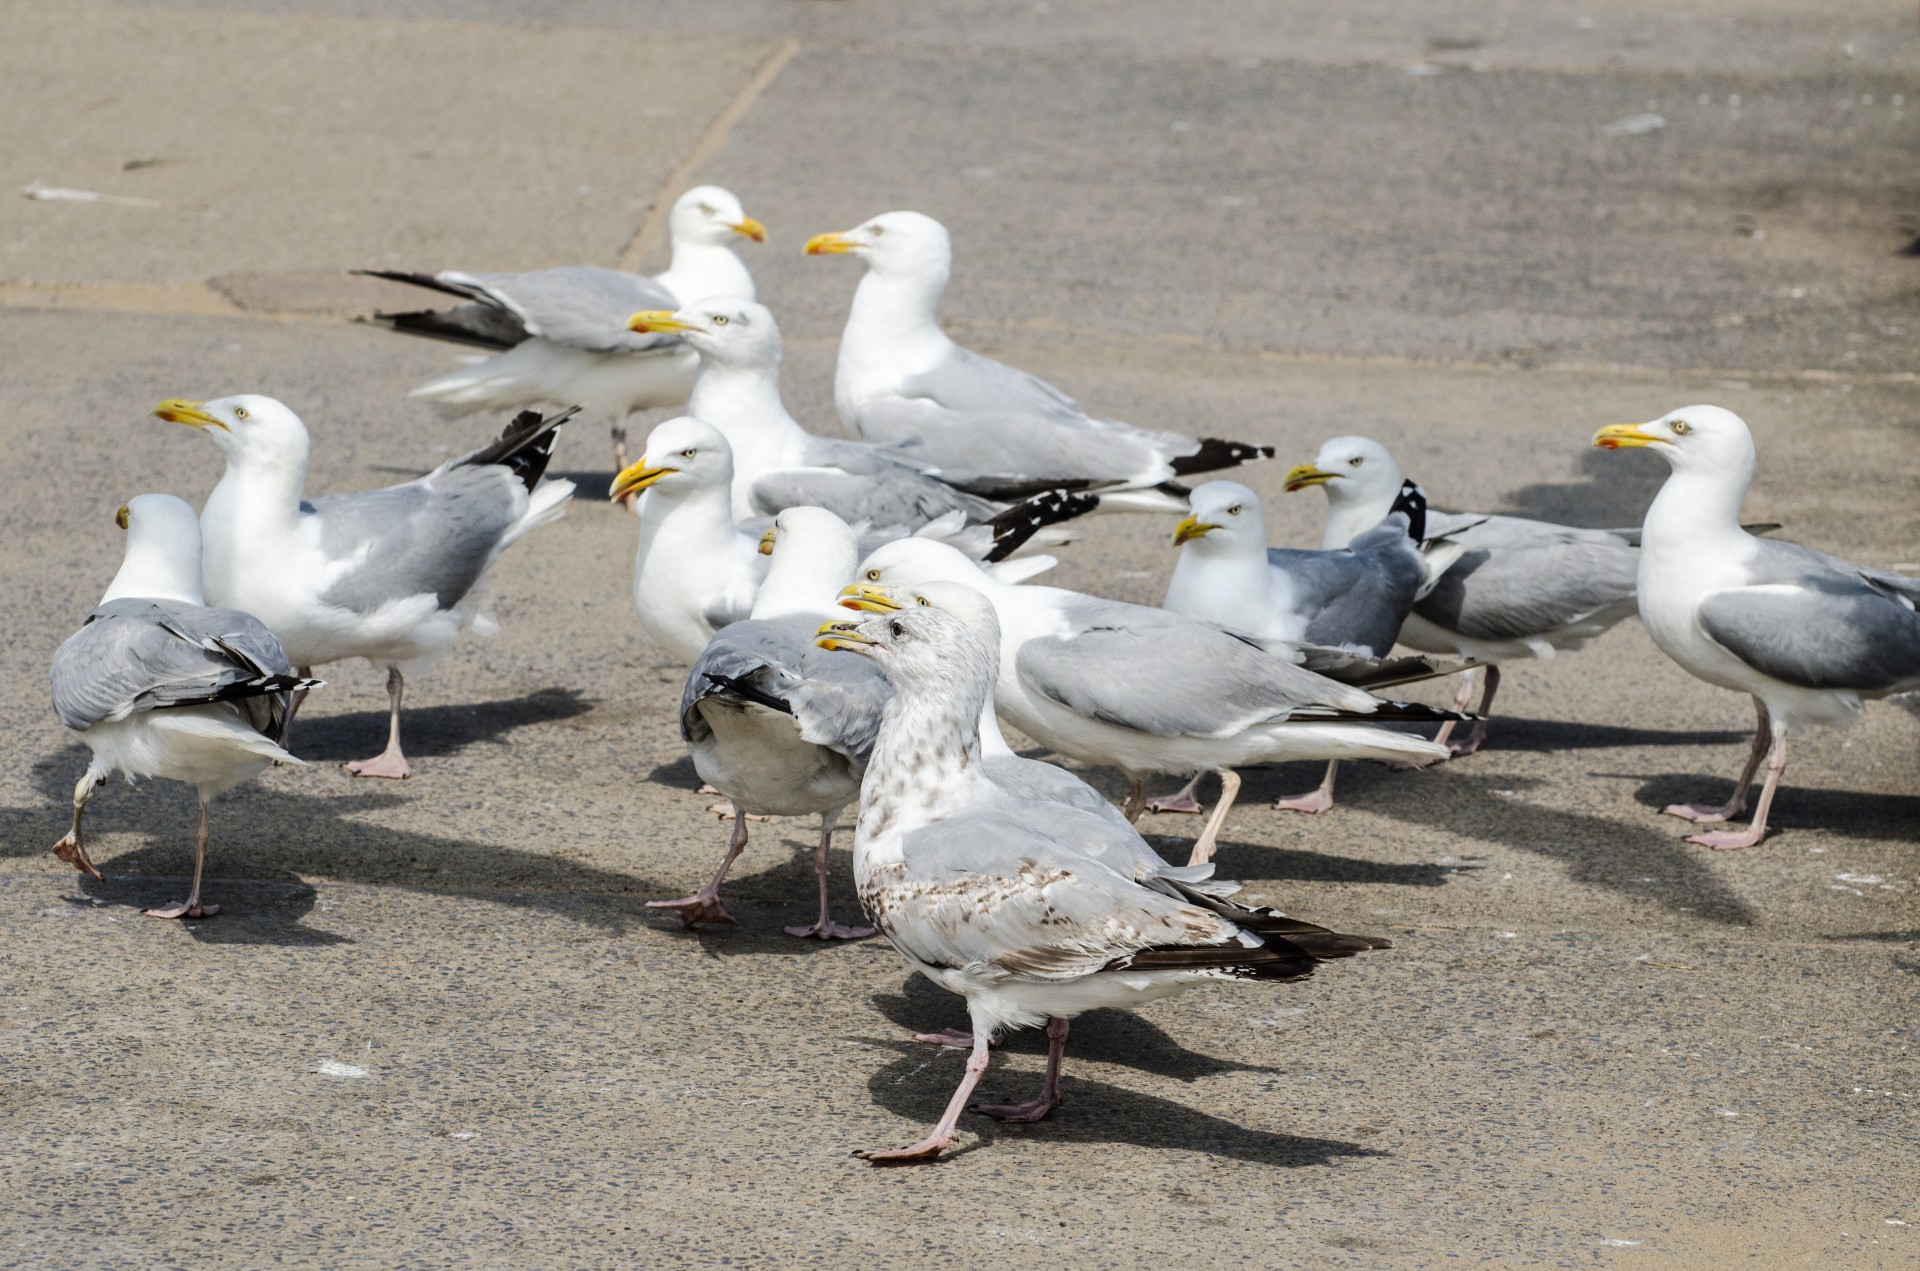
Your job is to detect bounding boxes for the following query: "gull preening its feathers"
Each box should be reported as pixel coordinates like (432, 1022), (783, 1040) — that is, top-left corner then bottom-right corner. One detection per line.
(49, 495), (320, 919)
(805, 210), (1272, 502)
(1288, 435), (1640, 757)
(1595, 405), (1920, 849)
(813, 602), (1388, 1163)
(359, 185), (765, 469)
(157, 395), (576, 779)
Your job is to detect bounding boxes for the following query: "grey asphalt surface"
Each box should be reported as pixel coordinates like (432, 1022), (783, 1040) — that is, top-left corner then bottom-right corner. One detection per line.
(3, 3), (1917, 1267)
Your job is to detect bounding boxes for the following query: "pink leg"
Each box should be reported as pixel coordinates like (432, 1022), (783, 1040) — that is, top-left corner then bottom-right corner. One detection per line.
(1145, 774), (1206, 816)
(1385, 669), (1482, 769)
(344, 667), (413, 780)
(1274, 760), (1339, 814)
(51, 768), (105, 880)
(649, 808), (748, 926)
(1666, 699), (1771, 823)
(858, 1027), (992, 1165)
(146, 802), (220, 920)
(1446, 664), (1499, 757)
(1187, 769), (1241, 866)
(785, 811), (876, 940)
(1687, 725), (1787, 850)
(1121, 778), (1148, 823)
(974, 1016), (1068, 1122)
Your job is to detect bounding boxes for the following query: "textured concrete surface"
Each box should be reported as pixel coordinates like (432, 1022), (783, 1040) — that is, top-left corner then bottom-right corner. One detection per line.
(2, 3), (1917, 1268)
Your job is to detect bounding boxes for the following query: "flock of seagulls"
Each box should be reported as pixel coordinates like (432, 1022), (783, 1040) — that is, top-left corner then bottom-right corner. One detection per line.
(48, 185), (1919, 1164)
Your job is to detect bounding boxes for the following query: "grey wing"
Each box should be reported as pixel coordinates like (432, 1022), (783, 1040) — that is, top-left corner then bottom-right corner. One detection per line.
(1015, 597), (1378, 738)
(1416, 515), (1639, 641)
(1268, 523), (1423, 657)
(880, 813), (1247, 981)
(52, 600), (298, 738)
(1698, 542), (1920, 692)
(310, 465), (524, 614)
(441, 267), (682, 354)
(680, 618), (889, 757)
(748, 455), (999, 529)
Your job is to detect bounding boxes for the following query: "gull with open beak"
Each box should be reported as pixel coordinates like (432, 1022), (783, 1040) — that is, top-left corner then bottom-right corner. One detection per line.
(626, 297), (1099, 553)
(50, 495), (319, 918)
(805, 210), (1271, 503)
(1594, 406), (1920, 849)
(358, 185), (766, 478)
(158, 395), (574, 779)
(665, 507), (888, 937)
(1285, 435), (1641, 758)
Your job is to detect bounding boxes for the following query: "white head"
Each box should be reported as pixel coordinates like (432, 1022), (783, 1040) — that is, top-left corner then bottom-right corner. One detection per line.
(835, 579), (1002, 657)
(804, 210), (953, 283)
(1172, 480), (1268, 555)
(667, 185), (765, 249)
(102, 493), (206, 606)
(851, 536), (994, 593)
(153, 394), (311, 475)
(752, 506), (860, 619)
(1593, 405), (1756, 478)
(609, 415), (733, 503)
(816, 603), (996, 719)
(1284, 435), (1404, 513)
(629, 297), (780, 372)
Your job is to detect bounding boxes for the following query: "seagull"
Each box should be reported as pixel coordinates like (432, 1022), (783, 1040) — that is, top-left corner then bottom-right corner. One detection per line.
(1595, 406), (1920, 849)
(156, 395), (575, 779)
(628, 298), (1096, 554)
(1287, 435), (1640, 757)
(1159, 478), (1439, 814)
(804, 211), (1271, 502)
(851, 538), (1459, 864)
(50, 494), (319, 919)
(668, 506), (890, 937)
(814, 603), (1389, 1164)
(611, 416), (1072, 663)
(360, 185), (765, 470)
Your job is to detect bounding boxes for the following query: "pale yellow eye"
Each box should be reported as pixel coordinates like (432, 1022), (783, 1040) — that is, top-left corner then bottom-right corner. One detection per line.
(1670, 420), (1691, 436)
(866, 569), (881, 581)
(916, 596), (930, 607)
(234, 405), (249, 421)
(868, 224), (885, 236)
(1347, 456), (1362, 467)
(1226, 505), (1242, 516)
(713, 314), (729, 326)
(680, 448), (697, 458)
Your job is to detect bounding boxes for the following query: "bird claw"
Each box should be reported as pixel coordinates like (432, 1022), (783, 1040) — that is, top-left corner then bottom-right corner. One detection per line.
(51, 832), (102, 880)
(783, 919), (876, 941)
(344, 752), (412, 780)
(1273, 789), (1335, 814)
(646, 894), (734, 927)
(1685, 828), (1767, 851)
(971, 1095), (1061, 1124)
(1143, 793), (1205, 815)
(854, 1138), (950, 1166)
(144, 900), (219, 920)
(1663, 802), (1741, 824)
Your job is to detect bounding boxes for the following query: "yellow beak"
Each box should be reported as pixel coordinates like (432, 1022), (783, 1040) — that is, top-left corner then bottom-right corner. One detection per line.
(728, 216), (767, 243)
(628, 310), (691, 334)
(837, 583), (902, 612)
(152, 398), (226, 431)
(609, 460), (674, 501)
(1593, 422), (1662, 450)
(1283, 464), (1337, 492)
(758, 527), (778, 556)
(815, 619), (876, 652)
(115, 504), (131, 530)
(1172, 516), (1218, 546)
(804, 230), (856, 256)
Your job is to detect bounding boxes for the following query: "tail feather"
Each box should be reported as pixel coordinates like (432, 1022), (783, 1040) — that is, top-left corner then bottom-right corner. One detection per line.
(1168, 438), (1274, 477)
(456, 406), (578, 492)
(983, 489), (1100, 563)
(702, 671), (793, 716)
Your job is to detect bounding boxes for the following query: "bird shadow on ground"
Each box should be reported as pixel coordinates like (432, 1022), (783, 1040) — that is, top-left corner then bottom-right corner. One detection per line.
(6, 873), (349, 947)
(1491, 451), (1665, 529)
(547, 469), (622, 501)
(289, 687), (592, 763)
(856, 1037), (1379, 1168)
(1623, 772), (1920, 846)
(867, 975), (1288, 1083)
(1824, 929), (1920, 944)
(4, 746), (672, 946)
(642, 832), (877, 958)
(647, 755), (704, 791)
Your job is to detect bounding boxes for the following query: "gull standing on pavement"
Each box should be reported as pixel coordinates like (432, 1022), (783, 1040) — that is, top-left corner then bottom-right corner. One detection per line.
(666, 507), (889, 937)
(804, 211), (1271, 502)
(814, 604), (1389, 1163)
(50, 495), (318, 919)
(361, 185), (765, 471)
(1287, 435), (1639, 756)
(157, 396), (575, 779)
(1595, 406), (1920, 848)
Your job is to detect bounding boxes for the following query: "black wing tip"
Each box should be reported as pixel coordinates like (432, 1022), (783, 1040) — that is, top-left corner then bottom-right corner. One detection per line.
(1168, 438), (1276, 477)
(702, 671), (794, 716)
(982, 489), (1102, 562)
(458, 406), (579, 491)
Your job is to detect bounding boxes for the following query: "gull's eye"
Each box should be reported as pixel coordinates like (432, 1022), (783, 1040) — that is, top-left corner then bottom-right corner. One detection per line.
(1347, 456), (1363, 467)
(889, 620), (905, 638)
(1670, 419), (1691, 436)
(916, 596), (930, 607)
(712, 314), (729, 326)
(697, 202), (715, 216)
(1226, 504), (1242, 516)
(680, 448), (697, 459)
(868, 223), (885, 236)
(866, 569), (882, 582)
(233, 405), (249, 421)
